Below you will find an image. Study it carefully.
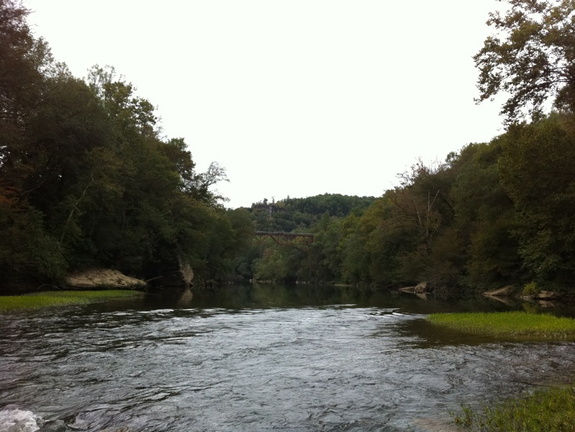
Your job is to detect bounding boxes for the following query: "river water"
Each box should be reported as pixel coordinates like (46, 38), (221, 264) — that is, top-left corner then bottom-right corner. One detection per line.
(2, 284), (575, 432)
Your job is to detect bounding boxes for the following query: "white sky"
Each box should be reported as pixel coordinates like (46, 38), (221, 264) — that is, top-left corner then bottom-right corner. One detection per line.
(26, 0), (506, 209)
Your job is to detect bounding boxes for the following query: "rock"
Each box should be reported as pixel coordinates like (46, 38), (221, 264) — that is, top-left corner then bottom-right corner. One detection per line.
(414, 281), (428, 293)
(146, 257), (194, 293)
(483, 285), (516, 297)
(65, 269), (146, 290)
(398, 281), (429, 294)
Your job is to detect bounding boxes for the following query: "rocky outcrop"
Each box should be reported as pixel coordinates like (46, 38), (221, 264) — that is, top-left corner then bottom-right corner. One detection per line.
(65, 269), (146, 290)
(146, 258), (194, 293)
(398, 281), (429, 294)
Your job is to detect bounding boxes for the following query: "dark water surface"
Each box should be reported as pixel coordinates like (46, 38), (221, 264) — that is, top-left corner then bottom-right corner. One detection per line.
(2, 284), (575, 431)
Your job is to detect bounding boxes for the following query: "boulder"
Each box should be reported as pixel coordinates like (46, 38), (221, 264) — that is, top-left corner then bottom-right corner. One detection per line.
(398, 281), (429, 294)
(65, 269), (146, 290)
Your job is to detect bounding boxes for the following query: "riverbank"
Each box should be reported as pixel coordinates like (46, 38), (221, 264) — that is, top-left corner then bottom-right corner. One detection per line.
(428, 311), (575, 339)
(428, 311), (575, 431)
(0, 290), (144, 311)
(454, 386), (575, 431)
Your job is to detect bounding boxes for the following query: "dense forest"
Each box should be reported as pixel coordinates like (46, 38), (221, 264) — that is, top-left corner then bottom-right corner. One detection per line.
(0, 0), (254, 291)
(3, 0), (575, 298)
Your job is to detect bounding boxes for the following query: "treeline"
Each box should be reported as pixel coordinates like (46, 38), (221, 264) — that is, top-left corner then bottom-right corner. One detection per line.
(0, 1), (253, 291)
(245, 114), (575, 295)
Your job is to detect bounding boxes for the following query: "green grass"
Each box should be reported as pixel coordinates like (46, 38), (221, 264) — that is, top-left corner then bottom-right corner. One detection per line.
(455, 386), (575, 431)
(428, 311), (575, 339)
(431, 311), (575, 430)
(0, 290), (144, 311)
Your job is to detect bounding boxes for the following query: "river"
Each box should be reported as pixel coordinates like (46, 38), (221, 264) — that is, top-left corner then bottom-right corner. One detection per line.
(1, 284), (575, 432)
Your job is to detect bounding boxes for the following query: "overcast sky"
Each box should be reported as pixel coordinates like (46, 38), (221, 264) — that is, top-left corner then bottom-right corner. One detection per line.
(26, 0), (506, 209)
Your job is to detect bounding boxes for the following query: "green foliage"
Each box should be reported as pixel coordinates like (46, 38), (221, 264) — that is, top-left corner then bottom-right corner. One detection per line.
(249, 194), (376, 232)
(0, 290), (143, 311)
(499, 114), (575, 287)
(0, 0), (50, 149)
(522, 282), (540, 297)
(300, 215), (344, 283)
(474, 0), (575, 123)
(339, 214), (371, 285)
(457, 387), (575, 432)
(449, 142), (521, 290)
(254, 247), (291, 283)
(0, 203), (67, 285)
(0, 3), (239, 290)
(245, 194), (378, 285)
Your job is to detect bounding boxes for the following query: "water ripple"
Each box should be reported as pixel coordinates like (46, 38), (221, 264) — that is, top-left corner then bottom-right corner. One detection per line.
(1, 305), (575, 431)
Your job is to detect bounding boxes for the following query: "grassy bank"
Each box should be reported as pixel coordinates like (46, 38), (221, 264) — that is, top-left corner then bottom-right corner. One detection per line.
(427, 311), (575, 430)
(0, 290), (144, 311)
(428, 311), (575, 339)
(455, 386), (575, 431)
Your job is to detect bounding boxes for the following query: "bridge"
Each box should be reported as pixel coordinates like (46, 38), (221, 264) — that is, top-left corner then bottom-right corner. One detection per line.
(254, 231), (314, 251)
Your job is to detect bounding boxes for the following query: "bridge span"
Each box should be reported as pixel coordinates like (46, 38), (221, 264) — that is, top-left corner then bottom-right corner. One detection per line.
(254, 231), (314, 251)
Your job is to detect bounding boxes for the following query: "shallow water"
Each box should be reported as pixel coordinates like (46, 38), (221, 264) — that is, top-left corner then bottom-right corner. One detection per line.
(1, 285), (575, 431)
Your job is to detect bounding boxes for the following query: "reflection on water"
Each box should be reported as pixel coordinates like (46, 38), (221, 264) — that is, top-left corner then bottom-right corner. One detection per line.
(182, 283), (522, 313)
(1, 284), (574, 432)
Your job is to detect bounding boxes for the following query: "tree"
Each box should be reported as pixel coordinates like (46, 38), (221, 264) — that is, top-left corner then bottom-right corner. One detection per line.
(362, 195), (411, 286)
(0, 0), (50, 140)
(0, 203), (67, 288)
(190, 161), (229, 205)
(499, 113), (575, 288)
(392, 161), (452, 260)
(0, 0), (52, 189)
(87, 65), (157, 139)
(449, 141), (521, 290)
(474, 0), (575, 123)
(0, 1), (71, 289)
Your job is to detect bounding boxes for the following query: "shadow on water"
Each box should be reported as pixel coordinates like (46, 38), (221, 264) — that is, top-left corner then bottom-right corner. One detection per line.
(399, 318), (505, 348)
(175, 283), (524, 313)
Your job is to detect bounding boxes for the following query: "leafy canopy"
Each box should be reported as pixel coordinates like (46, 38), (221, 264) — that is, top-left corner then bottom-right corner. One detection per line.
(474, 0), (575, 123)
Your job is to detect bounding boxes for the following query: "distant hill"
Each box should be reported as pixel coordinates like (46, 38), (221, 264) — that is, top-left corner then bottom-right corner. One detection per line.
(248, 193), (377, 232)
